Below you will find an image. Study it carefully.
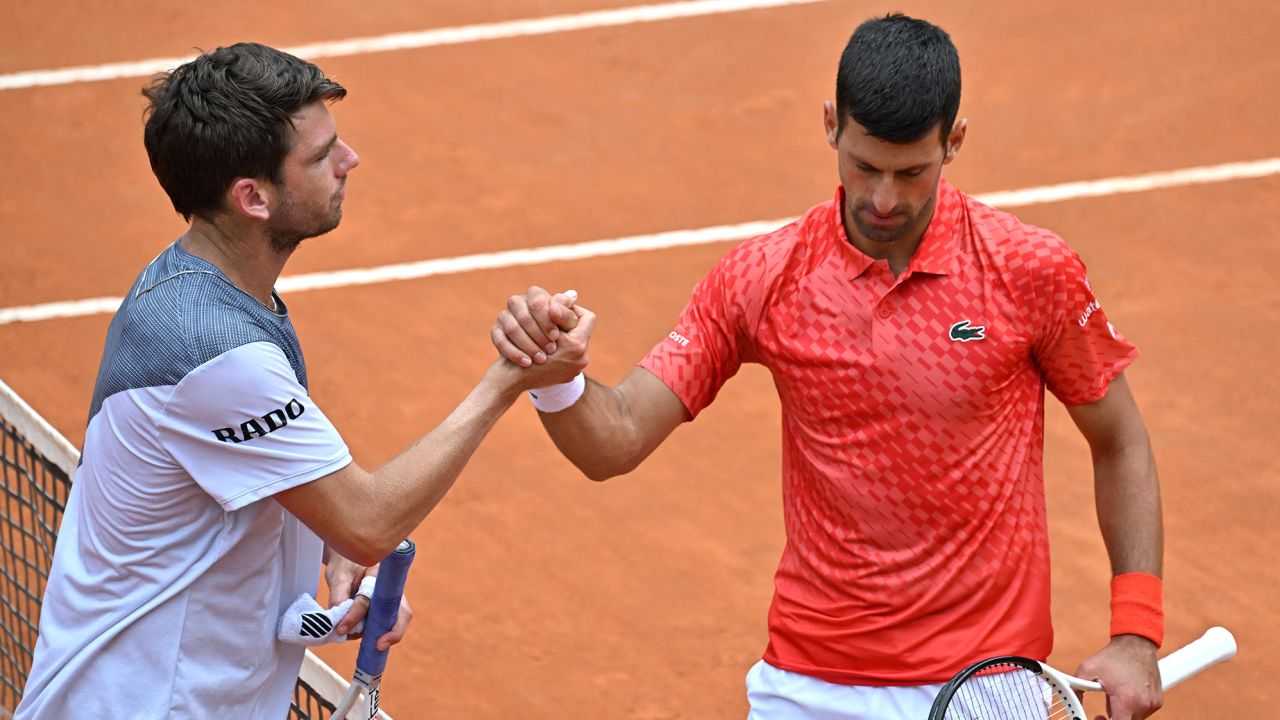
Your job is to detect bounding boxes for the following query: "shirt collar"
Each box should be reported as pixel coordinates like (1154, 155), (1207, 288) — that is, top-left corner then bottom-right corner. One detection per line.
(828, 179), (963, 278)
(908, 178), (962, 276)
(828, 186), (877, 278)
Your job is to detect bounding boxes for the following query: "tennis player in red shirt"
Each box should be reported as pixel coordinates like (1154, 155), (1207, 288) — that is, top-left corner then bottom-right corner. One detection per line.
(493, 13), (1164, 720)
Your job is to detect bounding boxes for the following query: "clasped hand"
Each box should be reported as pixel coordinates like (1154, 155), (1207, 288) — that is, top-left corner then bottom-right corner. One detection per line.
(491, 286), (594, 387)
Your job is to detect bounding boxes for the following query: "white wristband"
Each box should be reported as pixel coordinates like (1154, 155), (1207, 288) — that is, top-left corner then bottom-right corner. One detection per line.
(529, 372), (586, 413)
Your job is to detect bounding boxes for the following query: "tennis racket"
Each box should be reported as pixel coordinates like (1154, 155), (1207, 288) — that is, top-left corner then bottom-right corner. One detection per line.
(927, 626), (1236, 720)
(331, 539), (416, 720)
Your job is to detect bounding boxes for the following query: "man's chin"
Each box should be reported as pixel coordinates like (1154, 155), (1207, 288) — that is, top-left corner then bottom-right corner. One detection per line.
(853, 220), (909, 244)
(269, 211), (344, 253)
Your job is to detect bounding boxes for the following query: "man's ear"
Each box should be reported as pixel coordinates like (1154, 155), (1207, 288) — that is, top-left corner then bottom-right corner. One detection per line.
(226, 178), (272, 221)
(943, 118), (968, 164)
(823, 100), (840, 150)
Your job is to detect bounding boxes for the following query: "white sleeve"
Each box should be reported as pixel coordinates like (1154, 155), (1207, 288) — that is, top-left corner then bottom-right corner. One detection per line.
(160, 341), (353, 511)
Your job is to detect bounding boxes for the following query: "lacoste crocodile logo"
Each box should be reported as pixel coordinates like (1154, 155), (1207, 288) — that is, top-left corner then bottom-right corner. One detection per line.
(949, 320), (986, 342)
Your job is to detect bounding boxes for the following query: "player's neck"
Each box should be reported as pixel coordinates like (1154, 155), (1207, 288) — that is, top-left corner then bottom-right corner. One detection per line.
(180, 217), (289, 311)
(840, 221), (923, 278)
(839, 198), (935, 278)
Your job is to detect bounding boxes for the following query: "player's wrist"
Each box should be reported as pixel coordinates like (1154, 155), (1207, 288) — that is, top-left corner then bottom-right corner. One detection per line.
(483, 357), (532, 402)
(1110, 572), (1164, 648)
(1109, 633), (1159, 651)
(528, 372), (585, 413)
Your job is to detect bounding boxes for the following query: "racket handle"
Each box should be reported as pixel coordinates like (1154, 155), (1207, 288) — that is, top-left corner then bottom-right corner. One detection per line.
(355, 539), (416, 678)
(1157, 626), (1236, 690)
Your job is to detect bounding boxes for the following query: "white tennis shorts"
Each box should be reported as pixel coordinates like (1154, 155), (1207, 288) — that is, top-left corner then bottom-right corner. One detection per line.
(745, 660), (944, 720)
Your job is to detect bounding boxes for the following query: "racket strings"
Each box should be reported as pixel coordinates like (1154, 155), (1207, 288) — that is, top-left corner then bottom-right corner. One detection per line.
(941, 663), (1076, 720)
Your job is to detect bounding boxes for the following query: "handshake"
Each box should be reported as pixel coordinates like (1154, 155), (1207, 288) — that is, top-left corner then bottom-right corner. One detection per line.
(487, 286), (597, 401)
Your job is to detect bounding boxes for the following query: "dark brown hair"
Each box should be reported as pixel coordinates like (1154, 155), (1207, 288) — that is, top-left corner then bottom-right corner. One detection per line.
(142, 42), (346, 220)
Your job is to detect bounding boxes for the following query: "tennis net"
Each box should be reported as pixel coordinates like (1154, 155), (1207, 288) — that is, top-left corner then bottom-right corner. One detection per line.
(0, 377), (387, 719)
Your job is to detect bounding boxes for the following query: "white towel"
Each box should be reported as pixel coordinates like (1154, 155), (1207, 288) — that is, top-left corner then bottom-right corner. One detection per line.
(277, 575), (376, 646)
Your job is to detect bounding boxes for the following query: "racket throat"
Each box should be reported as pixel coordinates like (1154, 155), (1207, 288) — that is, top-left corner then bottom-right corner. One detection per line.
(355, 669), (384, 718)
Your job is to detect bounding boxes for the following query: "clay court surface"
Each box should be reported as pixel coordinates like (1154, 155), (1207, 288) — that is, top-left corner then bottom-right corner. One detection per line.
(1, 1), (1275, 717)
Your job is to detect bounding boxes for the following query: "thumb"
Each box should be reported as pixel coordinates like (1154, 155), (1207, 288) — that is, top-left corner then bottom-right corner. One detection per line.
(549, 291), (581, 331)
(569, 305), (596, 337)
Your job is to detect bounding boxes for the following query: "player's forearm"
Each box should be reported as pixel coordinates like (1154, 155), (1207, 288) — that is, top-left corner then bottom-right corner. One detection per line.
(1067, 375), (1164, 578)
(282, 357), (588, 564)
(538, 377), (648, 480)
(308, 362), (523, 564)
(367, 361), (522, 544)
(1092, 435), (1164, 577)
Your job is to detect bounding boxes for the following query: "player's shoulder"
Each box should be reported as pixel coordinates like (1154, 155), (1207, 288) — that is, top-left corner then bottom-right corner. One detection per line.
(715, 197), (838, 281)
(107, 244), (298, 379)
(135, 249), (281, 356)
(961, 192), (1080, 275)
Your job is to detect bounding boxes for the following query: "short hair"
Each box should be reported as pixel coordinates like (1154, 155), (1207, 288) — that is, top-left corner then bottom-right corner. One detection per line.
(835, 14), (961, 144)
(141, 42), (346, 220)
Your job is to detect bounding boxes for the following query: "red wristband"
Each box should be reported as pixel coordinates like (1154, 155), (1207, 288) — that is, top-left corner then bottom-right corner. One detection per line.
(1110, 572), (1164, 647)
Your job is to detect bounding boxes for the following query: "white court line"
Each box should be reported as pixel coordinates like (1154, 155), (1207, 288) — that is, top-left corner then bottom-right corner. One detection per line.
(0, 0), (828, 91)
(2, 157), (1278, 326)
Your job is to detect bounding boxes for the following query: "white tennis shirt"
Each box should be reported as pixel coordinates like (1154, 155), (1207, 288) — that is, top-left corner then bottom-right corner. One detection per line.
(16, 243), (352, 719)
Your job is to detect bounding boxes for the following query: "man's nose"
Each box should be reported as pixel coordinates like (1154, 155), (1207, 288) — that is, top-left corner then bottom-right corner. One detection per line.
(870, 177), (897, 215)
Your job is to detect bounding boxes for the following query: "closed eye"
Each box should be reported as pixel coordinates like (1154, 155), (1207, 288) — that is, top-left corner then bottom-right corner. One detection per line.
(314, 134), (338, 163)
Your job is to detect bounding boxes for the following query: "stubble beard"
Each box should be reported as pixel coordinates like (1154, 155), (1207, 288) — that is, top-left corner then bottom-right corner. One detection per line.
(268, 195), (343, 254)
(852, 211), (910, 244)
(848, 193), (936, 247)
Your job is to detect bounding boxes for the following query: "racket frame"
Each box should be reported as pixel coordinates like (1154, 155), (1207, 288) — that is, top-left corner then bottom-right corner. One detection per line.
(928, 626), (1236, 720)
(928, 655), (1090, 720)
